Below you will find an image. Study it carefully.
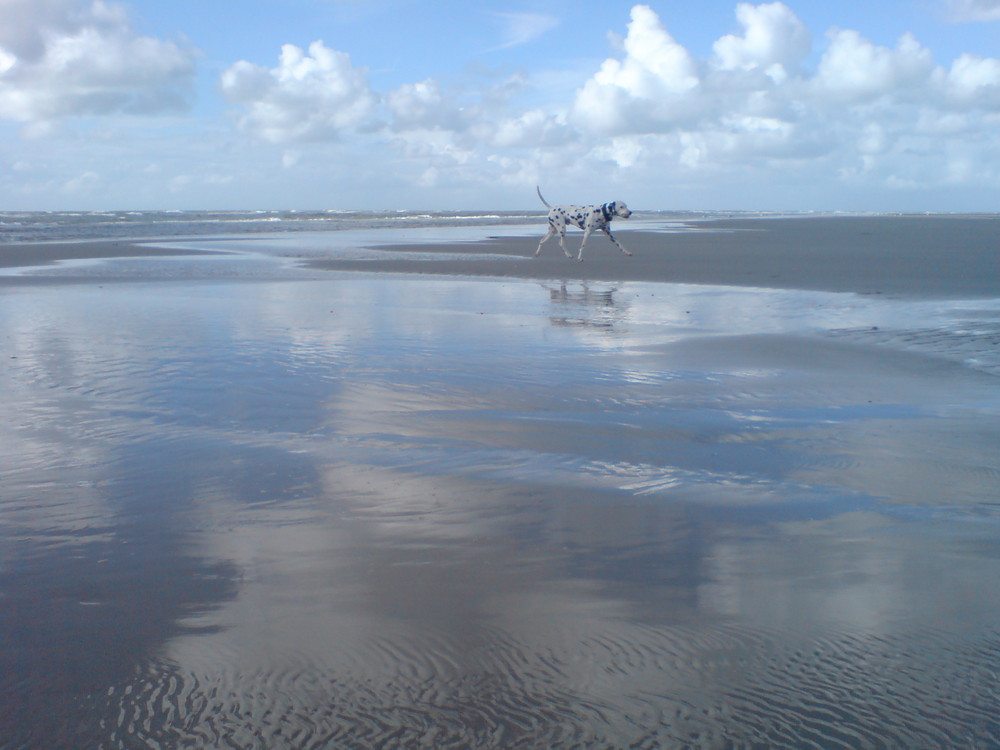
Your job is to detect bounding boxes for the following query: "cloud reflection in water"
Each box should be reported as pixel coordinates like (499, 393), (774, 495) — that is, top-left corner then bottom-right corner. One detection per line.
(1, 274), (999, 747)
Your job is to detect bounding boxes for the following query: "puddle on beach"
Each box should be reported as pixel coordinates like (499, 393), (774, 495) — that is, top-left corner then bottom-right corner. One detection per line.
(2, 272), (1000, 748)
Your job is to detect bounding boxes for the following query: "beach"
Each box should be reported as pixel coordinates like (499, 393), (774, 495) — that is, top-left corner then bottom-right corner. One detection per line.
(308, 214), (1000, 297)
(2, 213), (1000, 748)
(6, 214), (998, 295)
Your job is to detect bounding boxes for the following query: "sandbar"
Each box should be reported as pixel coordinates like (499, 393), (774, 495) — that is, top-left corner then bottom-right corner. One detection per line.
(306, 215), (1000, 298)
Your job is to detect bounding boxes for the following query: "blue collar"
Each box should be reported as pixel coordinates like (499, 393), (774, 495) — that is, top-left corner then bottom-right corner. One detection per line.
(602, 203), (613, 221)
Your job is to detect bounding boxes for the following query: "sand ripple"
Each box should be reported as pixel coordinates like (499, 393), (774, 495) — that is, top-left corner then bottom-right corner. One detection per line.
(8, 624), (996, 749)
(831, 310), (1000, 377)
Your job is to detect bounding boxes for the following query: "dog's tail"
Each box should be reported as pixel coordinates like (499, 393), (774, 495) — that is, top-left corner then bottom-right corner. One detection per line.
(536, 185), (551, 209)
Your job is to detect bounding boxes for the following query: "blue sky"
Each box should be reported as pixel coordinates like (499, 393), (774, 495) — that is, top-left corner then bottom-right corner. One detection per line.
(1, 0), (999, 211)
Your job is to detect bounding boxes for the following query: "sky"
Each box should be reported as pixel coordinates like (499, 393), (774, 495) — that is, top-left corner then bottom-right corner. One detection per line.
(0, 0), (999, 211)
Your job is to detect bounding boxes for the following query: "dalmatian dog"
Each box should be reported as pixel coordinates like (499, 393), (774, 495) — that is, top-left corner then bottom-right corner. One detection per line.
(534, 186), (633, 262)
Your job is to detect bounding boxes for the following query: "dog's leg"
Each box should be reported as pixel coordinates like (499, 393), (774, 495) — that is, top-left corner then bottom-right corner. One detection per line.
(535, 226), (556, 256)
(558, 229), (572, 259)
(602, 228), (632, 256)
(576, 228), (592, 262)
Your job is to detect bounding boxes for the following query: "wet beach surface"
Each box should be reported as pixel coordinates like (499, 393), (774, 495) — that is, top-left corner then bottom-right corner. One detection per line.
(2, 217), (1000, 748)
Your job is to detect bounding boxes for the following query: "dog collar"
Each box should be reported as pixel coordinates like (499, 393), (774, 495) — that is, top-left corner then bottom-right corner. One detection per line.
(601, 203), (613, 222)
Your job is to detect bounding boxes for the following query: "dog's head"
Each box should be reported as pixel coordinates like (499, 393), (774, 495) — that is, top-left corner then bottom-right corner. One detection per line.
(609, 200), (632, 219)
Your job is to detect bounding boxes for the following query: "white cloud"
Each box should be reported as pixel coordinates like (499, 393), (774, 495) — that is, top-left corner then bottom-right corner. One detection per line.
(207, 3), (1000, 209)
(572, 5), (700, 134)
(712, 2), (810, 80)
(386, 79), (466, 131)
(490, 11), (559, 50)
(0, 0), (196, 121)
(220, 41), (378, 143)
(6, 2), (1000, 210)
(814, 30), (934, 102)
(62, 169), (102, 194)
(491, 109), (573, 148)
(946, 0), (1000, 22)
(557, 4), (1000, 198)
(945, 53), (1000, 106)
(390, 128), (476, 165)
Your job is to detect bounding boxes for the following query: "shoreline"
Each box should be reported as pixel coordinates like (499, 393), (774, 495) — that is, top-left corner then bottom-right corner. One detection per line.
(1, 215), (997, 298)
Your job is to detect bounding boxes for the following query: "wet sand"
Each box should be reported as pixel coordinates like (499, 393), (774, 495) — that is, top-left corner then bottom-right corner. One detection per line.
(0, 239), (220, 268)
(3, 214), (998, 297)
(2, 216), (1000, 747)
(304, 215), (1000, 297)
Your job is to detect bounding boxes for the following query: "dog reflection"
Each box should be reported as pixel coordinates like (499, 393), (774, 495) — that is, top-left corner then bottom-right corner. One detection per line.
(543, 282), (626, 330)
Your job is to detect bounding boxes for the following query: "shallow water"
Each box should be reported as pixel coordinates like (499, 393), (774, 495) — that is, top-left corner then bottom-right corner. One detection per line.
(2, 261), (1000, 748)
